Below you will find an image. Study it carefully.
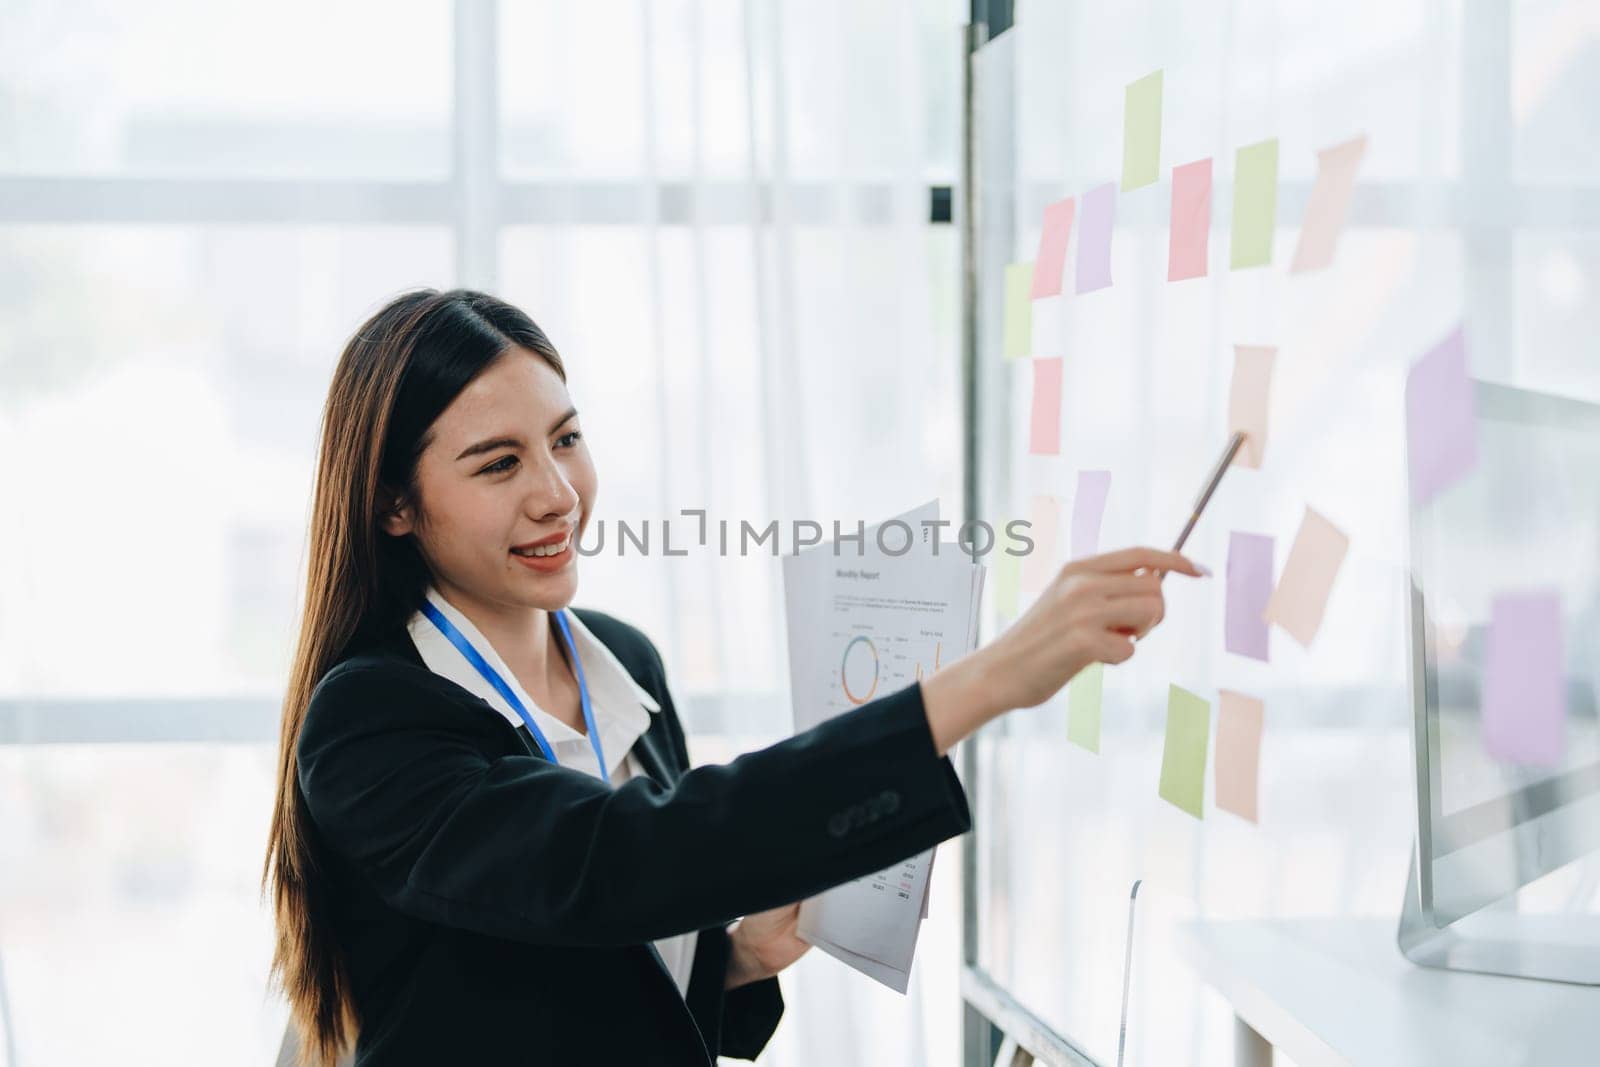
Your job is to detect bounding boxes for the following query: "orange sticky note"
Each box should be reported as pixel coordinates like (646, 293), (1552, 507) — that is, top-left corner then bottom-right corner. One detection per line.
(1029, 357), (1063, 455)
(1031, 197), (1077, 298)
(1021, 494), (1063, 593)
(1263, 507), (1348, 647)
(1168, 158), (1211, 281)
(1228, 345), (1276, 468)
(1291, 135), (1367, 273)
(1215, 690), (1264, 823)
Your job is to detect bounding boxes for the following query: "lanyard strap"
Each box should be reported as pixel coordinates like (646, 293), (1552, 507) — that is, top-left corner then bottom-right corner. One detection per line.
(551, 609), (606, 781)
(420, 600), (609, 784)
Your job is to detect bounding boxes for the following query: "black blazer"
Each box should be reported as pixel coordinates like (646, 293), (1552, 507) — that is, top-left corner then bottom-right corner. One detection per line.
(297, 607), (972, 1065)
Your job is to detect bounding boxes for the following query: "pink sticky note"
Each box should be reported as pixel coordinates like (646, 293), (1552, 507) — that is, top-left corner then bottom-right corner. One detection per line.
(1029, 358), (1063, 455)
(1482, 591), (1567, 766)
(1168, 158), (1212, 282)
(1291, 135), (1367, 273)
(1075, 183), (1116, 293)
(1406, 325), (1479, 504)
(1031, 197), (1077, 298)
(1215, 690), (1264, 823)
(1263, 507), (1348, 647)
(1021, 494), (1063, 593)
(1225, 532), (1273, 661)
(1228, 345), (1276, 469)
(1070, 470), (1111, 559)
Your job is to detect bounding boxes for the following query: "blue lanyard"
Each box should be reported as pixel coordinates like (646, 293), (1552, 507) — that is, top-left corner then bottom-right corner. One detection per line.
(420, 600), (609, 784)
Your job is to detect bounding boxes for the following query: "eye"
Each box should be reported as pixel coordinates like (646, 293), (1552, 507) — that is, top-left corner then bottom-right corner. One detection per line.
(555, 430), (584, 449)
(480, 454), (519, 475)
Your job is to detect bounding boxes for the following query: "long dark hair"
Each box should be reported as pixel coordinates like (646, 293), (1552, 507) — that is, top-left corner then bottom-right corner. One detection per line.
(263, 289), (566, 1065)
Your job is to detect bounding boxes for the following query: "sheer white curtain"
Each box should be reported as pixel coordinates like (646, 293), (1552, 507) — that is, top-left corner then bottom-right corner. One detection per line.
(0, 1), (965, 1064)
(495, 0), (964, 729)
(494, 4), (965, 1063)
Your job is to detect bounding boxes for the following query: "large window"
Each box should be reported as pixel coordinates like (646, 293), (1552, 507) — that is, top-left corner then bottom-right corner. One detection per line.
(0, 2), (965, 1063)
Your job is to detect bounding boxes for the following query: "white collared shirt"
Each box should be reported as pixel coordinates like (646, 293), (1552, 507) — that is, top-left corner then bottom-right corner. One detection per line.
(406, 586), (700, 998)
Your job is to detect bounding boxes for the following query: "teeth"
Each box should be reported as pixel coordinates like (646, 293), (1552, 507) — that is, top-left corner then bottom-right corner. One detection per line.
(514, 536), (569, 558)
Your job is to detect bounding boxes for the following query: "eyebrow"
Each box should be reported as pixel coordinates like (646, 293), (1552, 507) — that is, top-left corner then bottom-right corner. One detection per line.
(454, 407), (580, 461)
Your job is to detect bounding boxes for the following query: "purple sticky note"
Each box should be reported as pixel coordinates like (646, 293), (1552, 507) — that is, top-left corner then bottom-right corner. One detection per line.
(1075, 183), (1116, 294)
(1225, 531), (1273, 661)
(1406, 325), (1479, 504)
(1070, 470), (1111, 559)
(1482, 591), (1567, 766)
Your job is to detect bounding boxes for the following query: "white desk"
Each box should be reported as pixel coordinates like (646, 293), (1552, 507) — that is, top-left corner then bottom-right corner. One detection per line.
(1177, 918), (1600, 1067)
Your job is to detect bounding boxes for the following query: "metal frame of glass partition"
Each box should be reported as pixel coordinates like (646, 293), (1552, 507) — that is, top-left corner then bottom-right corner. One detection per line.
(958, 2), (1104, 1065)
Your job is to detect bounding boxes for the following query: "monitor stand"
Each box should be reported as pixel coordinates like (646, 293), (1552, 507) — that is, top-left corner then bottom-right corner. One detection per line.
(1398, 844), (1600, 985)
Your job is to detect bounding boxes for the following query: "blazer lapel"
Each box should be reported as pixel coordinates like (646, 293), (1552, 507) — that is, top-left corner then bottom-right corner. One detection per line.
(628, 721), (679, 787)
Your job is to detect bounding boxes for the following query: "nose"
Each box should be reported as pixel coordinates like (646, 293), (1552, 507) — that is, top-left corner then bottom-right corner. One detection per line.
(522, 452), (581, 525)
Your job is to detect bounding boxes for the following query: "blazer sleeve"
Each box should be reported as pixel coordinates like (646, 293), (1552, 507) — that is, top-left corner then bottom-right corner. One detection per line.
(719, 970), (785, 1061)
(297, 663), (971, 948)
(681, 922), (785, 1061)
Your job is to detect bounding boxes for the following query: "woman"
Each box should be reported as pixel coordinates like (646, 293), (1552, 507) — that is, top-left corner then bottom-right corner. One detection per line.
(264, 289), (1201, 1066)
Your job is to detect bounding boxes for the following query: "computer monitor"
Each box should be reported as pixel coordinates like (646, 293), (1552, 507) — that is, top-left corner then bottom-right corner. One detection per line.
(1401, 380), (1600, 984)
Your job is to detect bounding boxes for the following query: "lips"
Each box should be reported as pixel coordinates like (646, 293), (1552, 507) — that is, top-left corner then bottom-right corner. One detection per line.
(510, 538), (573, 573)
(511, 527), (573, 557)
(510, 536), (571, 558)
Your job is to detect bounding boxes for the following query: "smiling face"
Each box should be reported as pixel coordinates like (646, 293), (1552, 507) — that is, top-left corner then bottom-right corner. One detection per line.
(380, 347), (595, 618)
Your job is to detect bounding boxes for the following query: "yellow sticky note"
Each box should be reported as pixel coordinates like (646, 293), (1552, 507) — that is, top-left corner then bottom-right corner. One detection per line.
(1003, 262), (1033, 359)
(1263, 507), (1349, 647)
(1159, 684), (1210, 818)
(1121, 70), (1163, 191)
(1067, 662), (1104, 753)
(1230, 138), (1279, 270)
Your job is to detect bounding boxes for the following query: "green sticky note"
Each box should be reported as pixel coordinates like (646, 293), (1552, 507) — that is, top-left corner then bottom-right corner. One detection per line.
(1002, 261), (1033, 359)
(1159, 684), (1211, 818)
(1067, 662), (1104, 752)
(1120, 70), (1163, 191)
(992, 536), (1021, 619)
(1230, 138), (1279, 269)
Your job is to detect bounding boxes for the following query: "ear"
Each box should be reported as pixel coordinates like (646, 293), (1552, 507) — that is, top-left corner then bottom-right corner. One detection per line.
(378, 492), (416, 538)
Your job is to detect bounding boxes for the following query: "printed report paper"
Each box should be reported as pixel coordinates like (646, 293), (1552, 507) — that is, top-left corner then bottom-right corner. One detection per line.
(781, 501), (984, 991)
